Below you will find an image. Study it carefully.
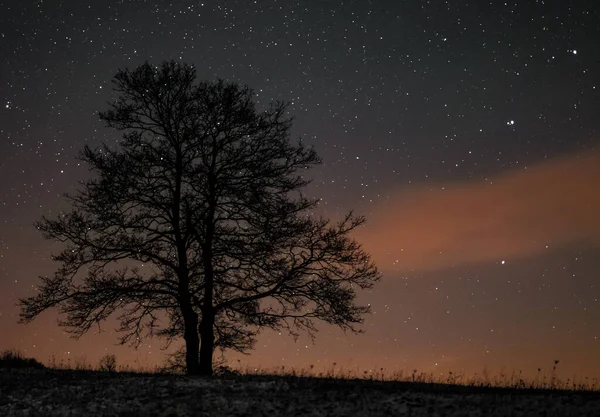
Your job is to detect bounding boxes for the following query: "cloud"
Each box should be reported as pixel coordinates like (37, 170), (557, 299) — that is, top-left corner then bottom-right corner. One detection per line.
(355, 151), (600, 272)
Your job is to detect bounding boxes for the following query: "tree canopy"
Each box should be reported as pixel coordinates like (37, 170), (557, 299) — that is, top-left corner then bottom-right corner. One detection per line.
(19, 60), (381, 375)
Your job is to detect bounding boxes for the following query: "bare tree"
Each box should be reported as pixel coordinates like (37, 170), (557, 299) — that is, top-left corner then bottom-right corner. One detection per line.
(19, 61), (381, 376)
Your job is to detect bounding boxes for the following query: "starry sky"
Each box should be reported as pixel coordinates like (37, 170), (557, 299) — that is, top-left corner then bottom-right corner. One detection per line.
(1, 0), (599, 379)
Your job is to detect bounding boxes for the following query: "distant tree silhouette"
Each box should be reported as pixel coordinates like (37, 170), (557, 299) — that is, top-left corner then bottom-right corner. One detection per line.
(19, 60), (381, 376)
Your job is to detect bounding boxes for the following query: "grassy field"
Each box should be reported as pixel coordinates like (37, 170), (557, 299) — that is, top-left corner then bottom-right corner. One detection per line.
(1, 351), (600, 416)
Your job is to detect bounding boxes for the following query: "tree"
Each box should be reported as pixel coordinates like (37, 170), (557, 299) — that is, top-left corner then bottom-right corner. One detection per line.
(19, 61), (381, 376)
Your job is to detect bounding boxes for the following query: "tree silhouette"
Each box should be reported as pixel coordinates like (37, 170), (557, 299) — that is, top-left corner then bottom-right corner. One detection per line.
(19, 61), (381, 376)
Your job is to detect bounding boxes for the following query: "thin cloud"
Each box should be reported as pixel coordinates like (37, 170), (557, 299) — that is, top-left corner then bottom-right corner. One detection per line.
(356, 151), (600, 272)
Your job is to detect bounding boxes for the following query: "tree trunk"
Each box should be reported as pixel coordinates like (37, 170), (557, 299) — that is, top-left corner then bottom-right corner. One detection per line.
(183, 309), (200, 375)
(198, 310), (215, 376)
(199, 149), (217, 377)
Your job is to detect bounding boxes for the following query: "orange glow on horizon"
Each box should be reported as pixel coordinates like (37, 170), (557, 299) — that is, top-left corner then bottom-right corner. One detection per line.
(3, 150), (600, 382)
(356, 150), (600, 272)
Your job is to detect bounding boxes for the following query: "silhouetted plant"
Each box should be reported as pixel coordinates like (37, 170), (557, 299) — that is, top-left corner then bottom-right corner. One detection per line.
(98, 353), (117, 372)
(0, 349), (45, 369)
(551, 359), (560, 389)
(18, 60), (380, 377)
(214, 365), (239, 377)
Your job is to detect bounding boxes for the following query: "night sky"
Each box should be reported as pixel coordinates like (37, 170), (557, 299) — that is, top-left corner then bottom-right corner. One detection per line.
(1, 0), (599, 379)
